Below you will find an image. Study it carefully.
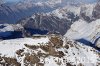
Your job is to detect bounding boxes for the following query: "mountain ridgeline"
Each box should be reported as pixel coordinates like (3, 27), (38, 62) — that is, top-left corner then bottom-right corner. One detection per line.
(0, 0), (99, 24)
(0, 1), (100, 39)
(17, 2), (100, 35)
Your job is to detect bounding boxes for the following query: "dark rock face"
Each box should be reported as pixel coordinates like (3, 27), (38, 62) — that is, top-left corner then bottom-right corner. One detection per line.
(24, 28), (48, 36)
(0, 4), (16, 24)
(93, 3), (100, 19)
(18, 13), (79, 35)
(80, 13), (92, 22)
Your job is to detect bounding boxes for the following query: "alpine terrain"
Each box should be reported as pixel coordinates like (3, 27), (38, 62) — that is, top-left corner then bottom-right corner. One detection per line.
(0, 0), (100, 66)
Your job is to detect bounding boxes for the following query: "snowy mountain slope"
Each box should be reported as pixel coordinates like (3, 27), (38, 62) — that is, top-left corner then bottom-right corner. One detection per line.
(81, 4), (95, 16)
(0, 0), (98, 24)
(0, 34), (99, 66)
(65, 19), (100, 48)
(51, 3), (95, 18)
(0, 36), (49, 57)
(50, 6), (81, 19)
(15, 0), (62, 9)
(0, 1), (99, 66)
(0, 0), (62, 24)
(0, 24), (24, 39)
(0, 24), (23, 32)
(12, 2), (98, 23)
(17, 3), (97, 36)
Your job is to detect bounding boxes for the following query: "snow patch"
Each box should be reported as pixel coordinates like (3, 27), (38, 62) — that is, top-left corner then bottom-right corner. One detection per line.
(0, 37), (49, 57)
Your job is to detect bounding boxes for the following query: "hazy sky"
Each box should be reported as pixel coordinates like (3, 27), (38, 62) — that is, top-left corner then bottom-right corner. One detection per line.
(4, 0), (20, 2)
(4, 0), (96, 3)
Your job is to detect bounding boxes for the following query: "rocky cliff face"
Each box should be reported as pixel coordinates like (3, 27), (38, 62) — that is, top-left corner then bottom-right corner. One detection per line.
(18, 13), (75, 35)
(0, 4), (16, 24)
(93, 2), (100, 19)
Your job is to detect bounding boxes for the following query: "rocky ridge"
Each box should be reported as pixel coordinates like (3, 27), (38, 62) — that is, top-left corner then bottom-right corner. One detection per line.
(0, 34), (99, 66)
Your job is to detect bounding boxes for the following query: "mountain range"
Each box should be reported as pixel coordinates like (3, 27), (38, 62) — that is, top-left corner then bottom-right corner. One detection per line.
(0, 0), (100, 66)
(0, 0), (99, 24)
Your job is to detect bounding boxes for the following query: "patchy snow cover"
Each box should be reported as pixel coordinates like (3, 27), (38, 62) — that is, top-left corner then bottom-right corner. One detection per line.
(62, 37), (100, 66)
(0, 24), (14, 32)
(17, 0), (62, 9)
(51, 8), (65, 19)
(45, 0), (62, 7)
(80, 4), (95, 17)
(65, 5), (81, 16)
(65, 19), (100, 45)
(44, 56), (59, 66)
(50, 3), (95, 19)
(0, 37), (49, 57)
(0, 24), (23, 37)
(50, 5), (81, 19)
(0, 35), (99, 66)
(0, 24), (23, 32)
